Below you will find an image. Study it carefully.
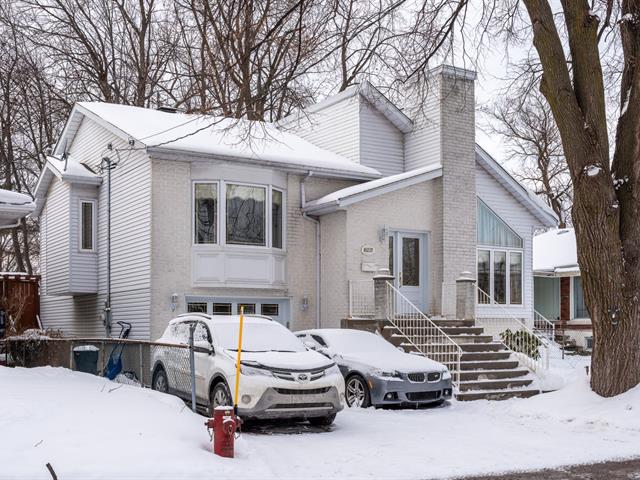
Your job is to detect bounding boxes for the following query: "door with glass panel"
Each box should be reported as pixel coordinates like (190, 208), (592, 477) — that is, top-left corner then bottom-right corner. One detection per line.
(390, 232), (428, 312)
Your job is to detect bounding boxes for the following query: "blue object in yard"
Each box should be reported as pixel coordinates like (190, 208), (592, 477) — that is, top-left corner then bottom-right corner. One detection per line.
(103, 321), (132, 380)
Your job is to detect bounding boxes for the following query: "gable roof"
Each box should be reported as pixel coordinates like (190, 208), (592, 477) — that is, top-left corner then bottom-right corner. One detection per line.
(32, 155), (102, 218)
(54, 102), (381, 181)
(475, 145), (558, 227)
(533, 228), (578, 275)
(303, 164), (442, 215)
(278, 81), (414, 134)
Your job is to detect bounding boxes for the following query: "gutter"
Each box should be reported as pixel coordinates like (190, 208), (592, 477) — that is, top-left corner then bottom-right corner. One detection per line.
(147, 147), (381, 182)
(301, 172), (321, 329)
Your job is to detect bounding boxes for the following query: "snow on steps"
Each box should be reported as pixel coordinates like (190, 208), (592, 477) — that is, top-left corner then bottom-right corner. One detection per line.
(382, 318), (542, 402)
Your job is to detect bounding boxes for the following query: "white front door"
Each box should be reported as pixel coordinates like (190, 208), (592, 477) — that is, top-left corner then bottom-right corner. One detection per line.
(392, 232), (428, 312)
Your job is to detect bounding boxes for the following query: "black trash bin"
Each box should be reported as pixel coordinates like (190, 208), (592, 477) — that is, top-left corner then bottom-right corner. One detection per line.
(73, 345), (99, 374)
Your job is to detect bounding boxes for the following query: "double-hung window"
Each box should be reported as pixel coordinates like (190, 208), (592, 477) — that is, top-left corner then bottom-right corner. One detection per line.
(477, 199), (523, 305)
(193, 181), (284, 249)
(79, 200), (96, 251)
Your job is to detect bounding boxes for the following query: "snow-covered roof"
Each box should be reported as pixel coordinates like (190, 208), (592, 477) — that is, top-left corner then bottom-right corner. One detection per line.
(304, 164), (443, 215)
(32, 155), (102, 218)
(54, 102), (381, 181)
(278, 81), (414, 134)
(0, 188), (35, 228)
(475, 145), (558, 227)
(533, 228), (579, 275)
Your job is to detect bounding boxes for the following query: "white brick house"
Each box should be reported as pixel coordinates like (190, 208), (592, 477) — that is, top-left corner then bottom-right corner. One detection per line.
(33, 65), (557, 340)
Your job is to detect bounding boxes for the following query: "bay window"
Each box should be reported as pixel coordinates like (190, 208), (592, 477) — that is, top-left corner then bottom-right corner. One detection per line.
(272, 189), (283, 249)
(226, 184), (266, 246)
(193, 181), (285, 249)
(477, 198), (523, 305)
(194, 183), (217, 244)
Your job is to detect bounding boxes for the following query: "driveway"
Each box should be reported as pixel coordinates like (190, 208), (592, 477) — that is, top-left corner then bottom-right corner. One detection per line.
(459, 458), (640, 480)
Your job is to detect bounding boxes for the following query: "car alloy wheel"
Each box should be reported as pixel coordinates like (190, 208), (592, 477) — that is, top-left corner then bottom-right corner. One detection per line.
(346, 375), (369, 408)
(211, 382), (232, 409)
(152, 368), (169, 393)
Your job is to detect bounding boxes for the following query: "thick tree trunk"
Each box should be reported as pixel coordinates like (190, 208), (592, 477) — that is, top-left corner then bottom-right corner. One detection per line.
(523, 0), (640, 396)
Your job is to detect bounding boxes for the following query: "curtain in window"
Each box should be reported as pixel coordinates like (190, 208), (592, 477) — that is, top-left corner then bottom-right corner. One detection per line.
(272, 189), (283, 249)
(226, 184), (266, 245)
(573, 276), (590, 318)
(195, 183), (217, 243)
(477, 199), (523, 248)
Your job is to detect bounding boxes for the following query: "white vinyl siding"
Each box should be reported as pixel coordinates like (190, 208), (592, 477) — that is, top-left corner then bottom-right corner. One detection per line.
(41, 177), (70, 295)
(359, 99), (404, 176)
(475, 163), (539, 321)
(287, 97), (360, 162)
(40, 117), (152, 339)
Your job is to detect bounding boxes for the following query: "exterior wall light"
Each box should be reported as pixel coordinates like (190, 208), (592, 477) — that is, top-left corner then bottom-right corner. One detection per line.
(170, 293), (179, 312)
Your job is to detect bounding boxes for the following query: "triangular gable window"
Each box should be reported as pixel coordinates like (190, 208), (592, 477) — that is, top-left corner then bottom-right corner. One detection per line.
(477, 198), (523, 248)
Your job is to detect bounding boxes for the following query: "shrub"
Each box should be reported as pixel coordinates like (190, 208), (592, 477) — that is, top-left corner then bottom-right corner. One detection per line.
(500, 329), (541, 360)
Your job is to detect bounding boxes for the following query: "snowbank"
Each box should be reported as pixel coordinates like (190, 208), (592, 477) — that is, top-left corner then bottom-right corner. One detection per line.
(1, 366), (639, 479)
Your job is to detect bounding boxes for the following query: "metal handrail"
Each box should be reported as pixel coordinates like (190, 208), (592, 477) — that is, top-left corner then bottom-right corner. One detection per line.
(385, 281), (463, 389)
(474, 284), (550, 371)
(533, 309), (556, 342)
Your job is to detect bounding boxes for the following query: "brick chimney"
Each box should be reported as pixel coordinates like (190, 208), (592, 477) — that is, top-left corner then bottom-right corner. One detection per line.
(405, 65), (477, 317)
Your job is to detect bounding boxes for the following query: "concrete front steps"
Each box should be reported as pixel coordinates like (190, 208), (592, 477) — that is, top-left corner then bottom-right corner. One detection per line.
(382, 318), (541, 401)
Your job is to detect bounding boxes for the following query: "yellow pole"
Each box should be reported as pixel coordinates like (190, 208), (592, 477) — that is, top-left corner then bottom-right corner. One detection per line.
(233, 306), (245, 413)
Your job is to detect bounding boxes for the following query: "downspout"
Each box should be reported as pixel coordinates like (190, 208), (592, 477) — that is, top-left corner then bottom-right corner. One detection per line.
(301, 172), (321, 329)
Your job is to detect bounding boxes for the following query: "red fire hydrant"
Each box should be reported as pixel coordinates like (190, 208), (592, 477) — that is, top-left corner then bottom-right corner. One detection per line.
(205, 406), (239, 458)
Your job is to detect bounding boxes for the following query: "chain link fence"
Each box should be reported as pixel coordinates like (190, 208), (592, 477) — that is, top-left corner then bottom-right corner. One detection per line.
(1, 336), (198, 409)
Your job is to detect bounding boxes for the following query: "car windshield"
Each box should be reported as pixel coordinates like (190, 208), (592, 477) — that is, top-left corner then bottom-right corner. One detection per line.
(322, 330), (397, 355)
(213, 322), (306, 353)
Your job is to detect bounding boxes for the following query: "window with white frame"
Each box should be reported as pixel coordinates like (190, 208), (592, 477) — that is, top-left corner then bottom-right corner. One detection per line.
(226, 183), (266, 246)
(477, 198), (523, 305)
(194, 182), (217, 244)
(79, 200), (95, 251)
(193, 182), (284, 249)
(272, 188), (283, 249)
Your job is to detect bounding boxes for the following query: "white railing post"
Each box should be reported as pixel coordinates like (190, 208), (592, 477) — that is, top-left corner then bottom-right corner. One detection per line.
(473, 283), (554, 372)
(384, 280), (463, 389)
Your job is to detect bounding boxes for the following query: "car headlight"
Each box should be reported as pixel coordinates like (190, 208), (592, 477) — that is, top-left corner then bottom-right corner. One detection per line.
(372, 369), (403, 381)
(441, 370), (451, 380)
(240, 363), (273, 377)
(325, 363), (341, 376)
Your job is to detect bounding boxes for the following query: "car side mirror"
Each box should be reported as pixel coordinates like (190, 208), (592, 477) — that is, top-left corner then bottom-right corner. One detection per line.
(304, 341), (318, 351)
(193, 340), (214, 355)
(318, 347), (337, 360)
(397, 346), (405, 353)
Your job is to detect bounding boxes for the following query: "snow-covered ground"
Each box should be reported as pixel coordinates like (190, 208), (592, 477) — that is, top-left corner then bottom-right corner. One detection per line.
(2, 365), (639, 480)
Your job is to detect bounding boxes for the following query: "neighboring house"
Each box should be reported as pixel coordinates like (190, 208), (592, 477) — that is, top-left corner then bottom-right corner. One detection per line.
(33, 64), (556, 341)
(0, 189), (38, 338)
(533, 228), (592, 350)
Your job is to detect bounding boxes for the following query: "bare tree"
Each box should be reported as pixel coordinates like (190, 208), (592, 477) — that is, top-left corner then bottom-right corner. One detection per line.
(486, 89), (572, 227)
(505, 0), (640, 396)
(15, 0), (178, 107)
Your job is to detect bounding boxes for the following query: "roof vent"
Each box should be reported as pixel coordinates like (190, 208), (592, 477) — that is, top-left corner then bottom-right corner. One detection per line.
(156, 106), (178, 113)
